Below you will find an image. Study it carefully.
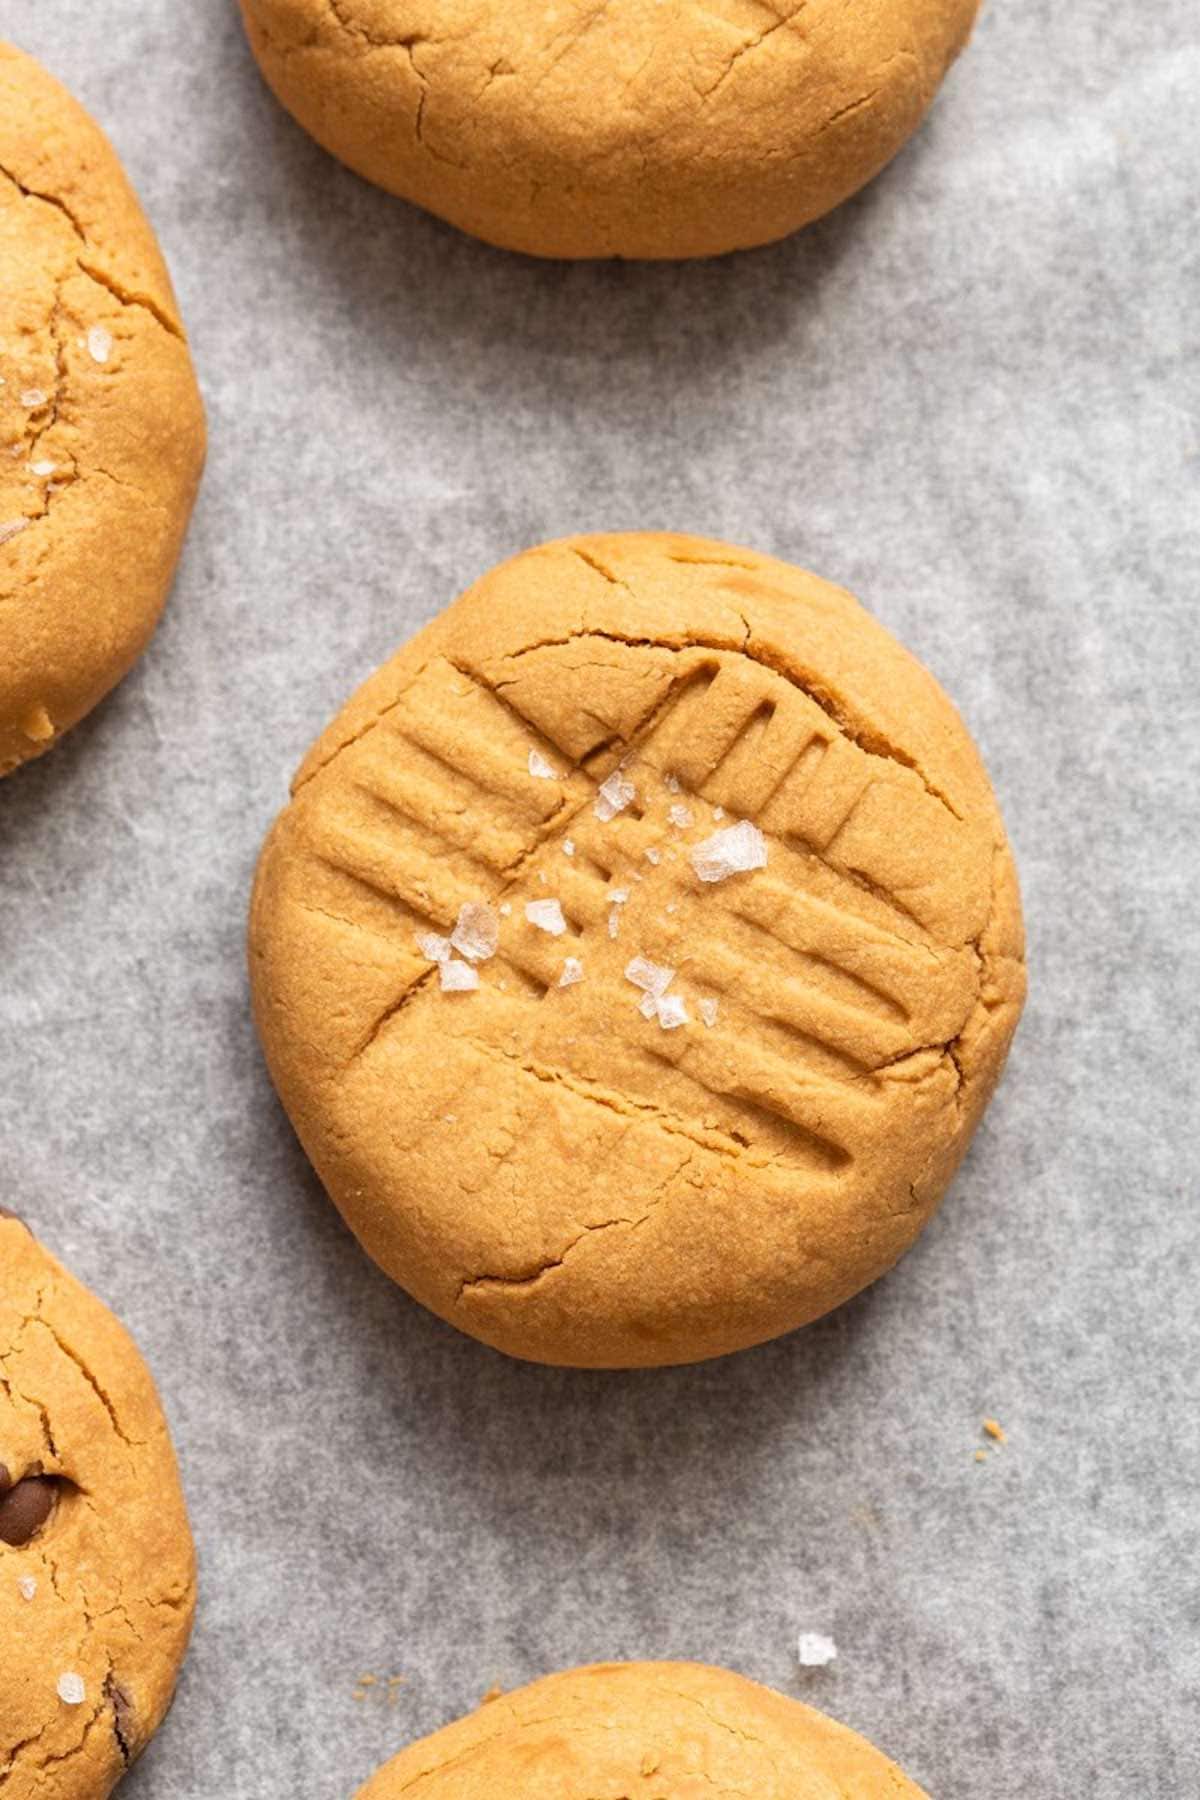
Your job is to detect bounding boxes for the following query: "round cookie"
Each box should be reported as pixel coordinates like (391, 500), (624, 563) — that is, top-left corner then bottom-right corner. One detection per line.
(0, 1215), (195, 1796)
(355, 1661), (928, 1796)
(251, 533), (1026, 1368)
(239, 0), (981, 260)
(0, 44), (205, 778)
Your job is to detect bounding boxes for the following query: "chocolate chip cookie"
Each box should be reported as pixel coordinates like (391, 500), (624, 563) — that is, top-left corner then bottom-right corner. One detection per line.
(0, 1214), (195, 1795)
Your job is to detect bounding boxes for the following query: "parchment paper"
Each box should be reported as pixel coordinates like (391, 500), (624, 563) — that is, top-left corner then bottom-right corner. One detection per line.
(1, 3), (1197, 1795)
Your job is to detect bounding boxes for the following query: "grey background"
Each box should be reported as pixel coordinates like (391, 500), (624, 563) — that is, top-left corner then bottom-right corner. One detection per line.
(1, 2), (1197, 1795)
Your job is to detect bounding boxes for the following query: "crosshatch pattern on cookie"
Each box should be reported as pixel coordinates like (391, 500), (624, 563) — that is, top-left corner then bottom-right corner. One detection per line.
(250, 536), (1025, 1363)
(294, 645), (986, 1161)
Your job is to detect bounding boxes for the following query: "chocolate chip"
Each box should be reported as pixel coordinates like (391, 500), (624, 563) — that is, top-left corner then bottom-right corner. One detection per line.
(0, 1475), (56, 1546)
(0, 1464), (10, 1497)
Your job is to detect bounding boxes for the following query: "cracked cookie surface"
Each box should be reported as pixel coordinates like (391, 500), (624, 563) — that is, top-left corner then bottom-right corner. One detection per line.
(0, 43), (205, 778)
(355, 1660), (928, 1796)
(0, 1217), (195, 1797)
(250, 532), (1025, 1368)
(239, 0), (981, 259)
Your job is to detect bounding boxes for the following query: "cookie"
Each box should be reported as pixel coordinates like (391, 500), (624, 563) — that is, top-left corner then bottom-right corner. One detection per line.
(250, 533), (1025, 1367)
(239, 0), (980, 260)
(0, 1215), (195, 1796)
(355, 1661), (927, 1795)
(0, 44), (205, 778)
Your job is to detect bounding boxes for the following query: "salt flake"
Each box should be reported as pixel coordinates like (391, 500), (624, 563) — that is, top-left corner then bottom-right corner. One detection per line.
(713, 806), (725, 820)
(558, 957), (584, 988)
(655, 994), (690, 1030)
(439, 959), (479, 993)
(609, 888), (629, 905)
(20, 388), (46, 408)
(527, 748), (559, 780)
(663, 773), (681, 793)
(30, 460), (55, 477)
(690, 820), (767, 883)
(450, 901), (499, 963)
(594, 770), (635, 822)
(607, 910), (620, 939)
(0, 519), (28, 546)
(624, 956), (675, 999)
(18, 1574), (36, 1601)
(643, 847), (661, 866)
(416, 933), (451, 964)
(87, 326), (113, 365)
(57, 1672), (86, 1705)
(668, 803), (694, 829)
(562, 839), (575, 857)
(699, 997), (719, 1028)
(797, 1632), (838, 1668)
(525, 898), (566, 935)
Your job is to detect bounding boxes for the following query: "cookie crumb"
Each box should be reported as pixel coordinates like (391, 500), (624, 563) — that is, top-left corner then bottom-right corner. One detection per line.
(668, 803), (694, 828)
(57, 1672), (86, 1706)
(87, 325), (113, 364)
(796, 1631), (837, 1668)
(558, 957), (584, 988)
(983, 1418), (1007, 1443)
(594, 770), (635, 821)
(480, 1684), (504, 1705)
(974, 1449), (988, 1463)
(439, 959), (479, 992)
(699, 997), (719, 1028)
(525, 898), (566, 935)
(0, 519), (29, 546)
(450, 902), (499, 963)
(690, 820), (768, 882)
(18, 1574), (36, 1601)
(21, 705), (55, 744)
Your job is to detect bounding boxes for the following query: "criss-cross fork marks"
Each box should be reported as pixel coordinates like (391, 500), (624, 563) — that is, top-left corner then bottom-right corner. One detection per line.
(300, 648), (980, 1174)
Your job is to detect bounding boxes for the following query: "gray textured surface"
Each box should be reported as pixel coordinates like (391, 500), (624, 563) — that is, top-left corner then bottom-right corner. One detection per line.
(1, 3), (1198, 1795)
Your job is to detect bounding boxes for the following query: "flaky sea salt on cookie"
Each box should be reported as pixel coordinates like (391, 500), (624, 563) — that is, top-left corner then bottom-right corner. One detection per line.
(353, 1661), (929, 1797)
(239, 0), (982, 260)
(248, 531), (1026, 1368)
(0, 44), (205, 779)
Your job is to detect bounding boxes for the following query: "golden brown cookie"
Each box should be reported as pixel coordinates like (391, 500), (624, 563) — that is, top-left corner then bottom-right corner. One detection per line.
(250, 532), (1025, 1367)
(239, 0), (981, 260)
(355, 1661), (928, 1796)
(0, 44), (205, 778)
(0, 1214), (195, 1796)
